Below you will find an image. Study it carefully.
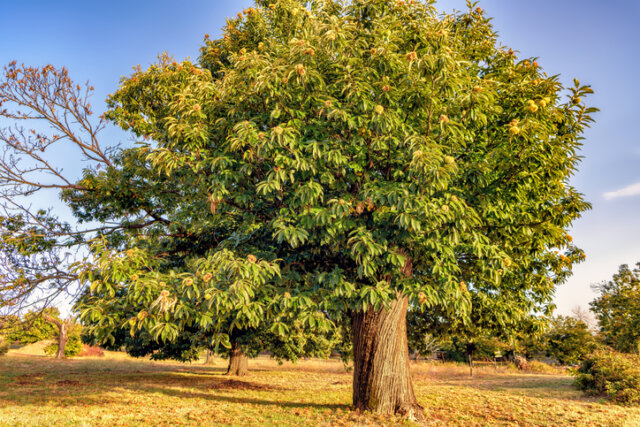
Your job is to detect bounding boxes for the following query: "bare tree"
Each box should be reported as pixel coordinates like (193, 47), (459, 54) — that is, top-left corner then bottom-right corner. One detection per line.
(0, 62), (169, 355)
(0, 62), (111, 314)
(571, 305), (596, 331)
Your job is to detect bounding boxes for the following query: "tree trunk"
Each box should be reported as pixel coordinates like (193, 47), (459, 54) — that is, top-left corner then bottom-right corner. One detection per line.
(466, 342), (476, 378)
(43, 314), (69, 360)
(56, 322), (68, 360)
(351, 294), (424, 420)
(204, 349), (214, 365)
(226, 342), (248, 376)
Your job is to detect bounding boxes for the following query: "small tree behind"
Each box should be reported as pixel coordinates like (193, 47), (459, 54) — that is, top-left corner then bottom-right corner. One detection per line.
(545, 315), (598, 365)
(571, 305), (596, 331)
(591, 262), (640, 353)
(43, 318), (82, 358)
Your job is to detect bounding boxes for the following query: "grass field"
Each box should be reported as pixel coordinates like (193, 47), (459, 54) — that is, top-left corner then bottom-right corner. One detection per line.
(1, 347), (639, 426)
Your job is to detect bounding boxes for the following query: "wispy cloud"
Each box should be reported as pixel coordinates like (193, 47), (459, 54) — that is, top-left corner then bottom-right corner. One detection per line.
(603, 182), (640, 200)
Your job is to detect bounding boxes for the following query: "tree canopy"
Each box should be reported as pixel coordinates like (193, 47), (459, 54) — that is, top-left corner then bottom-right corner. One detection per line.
(1, 0), (595, 417)
(82, 0), (592, 346)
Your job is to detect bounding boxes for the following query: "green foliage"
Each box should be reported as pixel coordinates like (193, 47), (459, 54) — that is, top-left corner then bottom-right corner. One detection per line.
(516, 315), (599, 365)
(416, 313), (598, 365)
(574, 350), (640, 406)
(437, 335), (511, 362)
(516, 322), (549, 359)
(43, 337), (83, 358)
(75, 0), (594, 364)
(262, 321), (341, 362)
(591, 263), (640, 353)
(545, 315), (599, 365)
(83, 322), (204, 362)
(4, 308), (58, 344)
(82, 308), (339, 364)
(408, 294), (549, 362)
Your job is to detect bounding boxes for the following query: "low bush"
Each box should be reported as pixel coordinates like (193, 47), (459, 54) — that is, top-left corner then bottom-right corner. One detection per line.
(574, 350), (640, 405)
(0, 339), (9, 356)
(78, 345), (105, 357)
(44, 335), (83, 357)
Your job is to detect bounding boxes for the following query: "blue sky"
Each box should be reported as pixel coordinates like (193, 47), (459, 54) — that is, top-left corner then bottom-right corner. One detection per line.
(1, 0), (638, 316)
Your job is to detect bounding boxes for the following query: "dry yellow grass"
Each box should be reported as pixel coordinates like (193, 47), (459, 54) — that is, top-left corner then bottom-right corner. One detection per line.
(6, 340), (55, 356)
(1, 349), (639, 426)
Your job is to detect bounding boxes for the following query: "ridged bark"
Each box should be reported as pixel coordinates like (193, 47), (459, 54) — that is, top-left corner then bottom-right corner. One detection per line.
(226, 342), (248, 376)
(351, 294), (424, 420)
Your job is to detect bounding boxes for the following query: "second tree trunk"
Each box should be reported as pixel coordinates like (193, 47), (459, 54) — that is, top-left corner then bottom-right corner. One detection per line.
(226, 343), (248, 376)
(55, 322), (68, 360)
(43, 314), (68, 360)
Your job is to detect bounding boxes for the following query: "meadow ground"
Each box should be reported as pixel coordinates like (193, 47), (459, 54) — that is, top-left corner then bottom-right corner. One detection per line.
(1, 345), (639, 426)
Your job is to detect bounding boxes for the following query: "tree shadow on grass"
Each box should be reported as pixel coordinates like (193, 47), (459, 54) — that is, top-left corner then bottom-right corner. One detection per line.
(174, 367), (227, 376)
(2, 372), (350, 413)
(131, 384), (350, 411)
(1, 355), (351, 412)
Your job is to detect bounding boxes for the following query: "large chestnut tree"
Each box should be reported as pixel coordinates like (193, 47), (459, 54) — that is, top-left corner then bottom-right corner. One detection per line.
(79, 0), (594, 419)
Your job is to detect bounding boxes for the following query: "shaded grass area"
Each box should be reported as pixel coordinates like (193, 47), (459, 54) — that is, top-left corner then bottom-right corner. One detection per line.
(1, 353), (639, 426)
